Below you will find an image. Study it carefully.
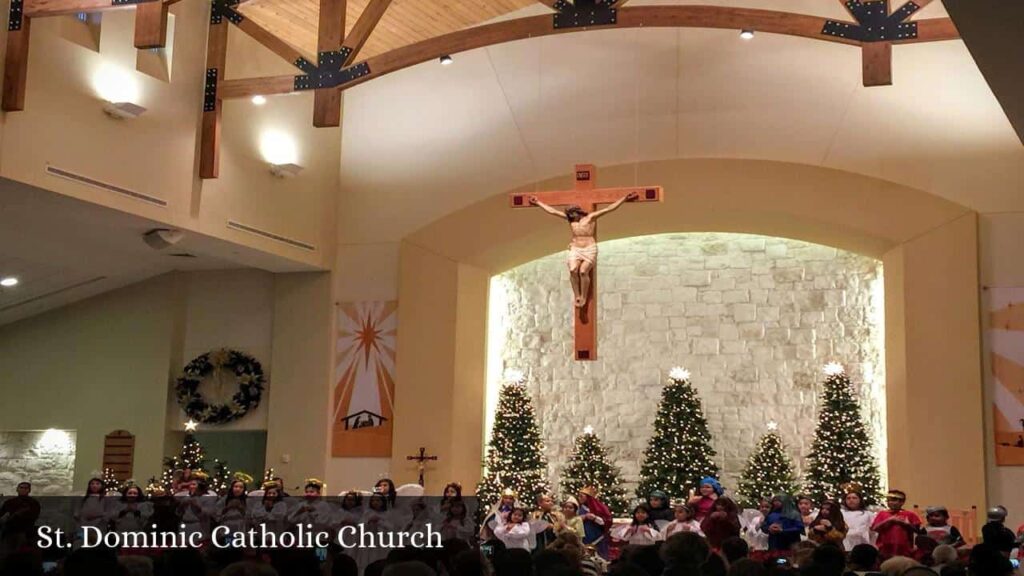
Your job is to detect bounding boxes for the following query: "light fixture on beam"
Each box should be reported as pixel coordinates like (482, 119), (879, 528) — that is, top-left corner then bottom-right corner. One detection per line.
(740, 29), (755, 40)
(95, 64), (144, 119)
(103, 101), (146, 120)
(260, 130), (301, 178)
(439, 55), (454, 66)
(252, 95), (267, 106)
(0, 276), (18, 287)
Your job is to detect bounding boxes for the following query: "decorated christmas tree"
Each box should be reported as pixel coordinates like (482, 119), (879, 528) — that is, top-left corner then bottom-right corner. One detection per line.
(101, 467), (121, 494)
(736, 424), (801, 508)
(149, 426), (235, 495)
(804, 363), (883, 505)
(561, 426), (629, 516)
(637, 368), (720, 499)
(477, 372), (550, 511)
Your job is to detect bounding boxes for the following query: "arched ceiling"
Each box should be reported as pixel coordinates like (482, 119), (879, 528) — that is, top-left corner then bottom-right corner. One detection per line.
(314, 0), (1023, 244)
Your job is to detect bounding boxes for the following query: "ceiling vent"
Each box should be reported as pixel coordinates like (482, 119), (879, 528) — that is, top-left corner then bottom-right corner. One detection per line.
(226, 220), (316, 252)
(45, 165), (167, 207)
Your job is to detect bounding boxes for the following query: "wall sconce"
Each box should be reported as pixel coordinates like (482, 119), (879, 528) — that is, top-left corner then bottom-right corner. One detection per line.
(260, 130), (302, 178)
(94, 64), (144, 119)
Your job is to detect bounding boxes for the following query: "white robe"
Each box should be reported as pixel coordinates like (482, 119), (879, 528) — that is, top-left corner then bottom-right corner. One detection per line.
(842, 509), (877, 550)
(494, 521), (534, 550)
(662, 519), (704, 540)
(108, 501), (152, 532)
(611, 524), (662, 546)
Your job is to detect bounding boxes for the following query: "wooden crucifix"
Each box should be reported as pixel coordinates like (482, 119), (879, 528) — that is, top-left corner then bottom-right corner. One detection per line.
(510, 164), (663, 361)
(406, 447), (438, 487)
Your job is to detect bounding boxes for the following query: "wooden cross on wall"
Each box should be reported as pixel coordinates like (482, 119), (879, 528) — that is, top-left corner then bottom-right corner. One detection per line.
(406, 446), (438, 487)
(510, 164), (663, 361)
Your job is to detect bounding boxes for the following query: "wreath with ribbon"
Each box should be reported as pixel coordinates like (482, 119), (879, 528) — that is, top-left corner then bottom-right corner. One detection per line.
(175, 349), (265, 424)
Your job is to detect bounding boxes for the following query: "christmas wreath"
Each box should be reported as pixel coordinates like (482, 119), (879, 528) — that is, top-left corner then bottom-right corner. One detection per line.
(175, 349), (265, 424)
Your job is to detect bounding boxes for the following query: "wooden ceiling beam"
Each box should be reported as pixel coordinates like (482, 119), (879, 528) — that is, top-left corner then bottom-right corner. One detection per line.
(2, 15), (31, 112)
(232, 16), (311, 66)
(217, 5), (961, 101)
(341, 0), (394, 66)
(134, 1), (169, 49)
(200, 16), (228, 179)
(25, 0), (159, 17)
(536, 0), (560, 10)
(314, 0), (347, 127)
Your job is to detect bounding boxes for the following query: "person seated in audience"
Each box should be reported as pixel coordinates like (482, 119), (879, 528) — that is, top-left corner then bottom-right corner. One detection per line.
(871, 490), (921, 559)
(981, 506), (1016, 557)
(612, 504), (661, 546)
(762, 494), (805, 551)
(967, 542), (1015, 576)
(647, 490), (674, 523)
(689, 477), (724, 522)
(660, 531), (711, 576)
(878, 555), (921, 576)
(931, 544), (960, 574)
(720, 536), (749, 566)
(921, 506), (964, 548)
(808, 500), (848, 548)
(663, 502), (704, 539)
(845, 543), (882, 576)
(797, 495), (817, 529)
(841, 485), (876, 551)
(702, 497), (742, 550)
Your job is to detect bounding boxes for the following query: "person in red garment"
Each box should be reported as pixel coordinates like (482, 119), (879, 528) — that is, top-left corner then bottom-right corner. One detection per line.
(578, 486), (613, 560)
(871, 489), (922, 559)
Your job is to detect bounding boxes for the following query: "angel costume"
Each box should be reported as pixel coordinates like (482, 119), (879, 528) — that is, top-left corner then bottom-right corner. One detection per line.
(662, 518), (704, 540)
(494, 517), (535, 551)
(180, 493), (219, 542)
(842, 508), (877, 551)
(215, 496), (249, 534)
(108, 499), (152, 532)
(249, 499), (289, 535)
(611, 523), (661, 546)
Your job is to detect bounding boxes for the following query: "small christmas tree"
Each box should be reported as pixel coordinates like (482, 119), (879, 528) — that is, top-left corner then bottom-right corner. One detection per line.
(804, 363), (883, 505)
(736, 424), (801, 508)
(637, 368), (720, 499)
(152, 430), (234, 495)
(561, 427), (629, 516)
(477, 372), (550, 512)
(101, 468), (121, 494)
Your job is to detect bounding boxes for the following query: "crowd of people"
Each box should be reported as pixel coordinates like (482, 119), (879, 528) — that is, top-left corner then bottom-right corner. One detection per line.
(1, 474), (1023, 576)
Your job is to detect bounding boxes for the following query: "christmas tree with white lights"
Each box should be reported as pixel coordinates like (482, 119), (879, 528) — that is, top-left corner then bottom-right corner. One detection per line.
(803, 363), (883, 505)
(477, 371), (550, 510)
(101, 467), (121, 494)
(561, 427), (629, 516)
(636, 368), (720, 499)
(736, 424), (801, 508)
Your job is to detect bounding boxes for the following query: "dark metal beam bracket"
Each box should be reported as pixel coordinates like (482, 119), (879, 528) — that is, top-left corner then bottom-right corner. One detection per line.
(822, 0), (922, 41)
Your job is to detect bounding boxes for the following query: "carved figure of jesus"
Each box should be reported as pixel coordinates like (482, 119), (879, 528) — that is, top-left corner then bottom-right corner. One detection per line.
(529, 191), (638, 308)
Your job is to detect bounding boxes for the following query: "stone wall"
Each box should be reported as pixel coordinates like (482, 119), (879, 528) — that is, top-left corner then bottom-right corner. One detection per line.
(0, 431), (76, 495)
(494, 233), (886, 495)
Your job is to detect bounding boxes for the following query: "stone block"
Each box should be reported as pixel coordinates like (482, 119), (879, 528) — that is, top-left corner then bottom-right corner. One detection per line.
(732, 303), (757, 322)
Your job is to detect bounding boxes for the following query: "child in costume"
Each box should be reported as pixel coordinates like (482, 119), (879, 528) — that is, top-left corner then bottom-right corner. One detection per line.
(611, 504), (661, 546)
(494, 507), (535, 551)
(647, 490), (673, 523)
(688, 477), (723, 522)
(808, 499), (847, 548)
(762, 494), (805, 551)
(578, 486), (613, 559)
(841, 484), (876, 550)
(249, 481), (288, 535)
(559, 496), (586, 539)
(662, 503), (704, 539)
(533, 493), (564, 550)
(440, 498), (476, 544)
(871, 489), (921, 559)
(216, 478), (249, 534)
(921, 506), (964, 547)
(701, 496), (741, 550)
(109, 483), (151, 532)
(797, 494), (817, 528)
(480, 488), (518, 540)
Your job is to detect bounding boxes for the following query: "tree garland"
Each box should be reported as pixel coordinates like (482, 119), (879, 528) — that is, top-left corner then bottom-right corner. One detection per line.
(175, 349), (265, 424)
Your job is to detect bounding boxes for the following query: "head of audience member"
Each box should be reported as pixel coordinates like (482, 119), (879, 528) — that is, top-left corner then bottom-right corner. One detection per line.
(331, 554), (359, 576)
(879, 556), (921, 576)
(807, 544), (846, 576)
(493, 548), (532, 576)
(118, 555), (154, 576)
(15, 482), (31, 497)
(791, 540), (818, 568)
(700, 552), (728, 576)
(967, 543), (1014, 576)
(622, 543), (665, 575)
(727, 558), (766, 576)
(932, 544), (958, 568)
(721, 536), (749, 564)
(220, 562), (279, 576)
(381, 562), (436, 576)
(848, 544), (880, 571)
(451, 550), (492, 576)
(661, 531), (711, 571)
(64, 549), (122, 576)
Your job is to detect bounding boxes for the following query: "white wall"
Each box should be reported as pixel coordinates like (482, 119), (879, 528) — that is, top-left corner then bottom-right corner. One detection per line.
(493, 233), (886, 492)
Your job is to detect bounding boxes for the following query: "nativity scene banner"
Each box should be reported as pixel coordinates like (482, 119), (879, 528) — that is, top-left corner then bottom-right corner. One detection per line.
(989, 287), (1024, 466)
(332, 301), (398, 457)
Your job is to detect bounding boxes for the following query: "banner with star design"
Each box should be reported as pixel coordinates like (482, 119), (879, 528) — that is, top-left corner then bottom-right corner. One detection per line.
(989, 288), (1024, 466)
(332, 301), (398, 457)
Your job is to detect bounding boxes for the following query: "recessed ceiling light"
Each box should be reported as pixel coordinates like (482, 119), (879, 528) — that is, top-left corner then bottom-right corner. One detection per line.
(0, 277), (19, 287)
(439, 55), (453, 66)
(740, 29), (755, 40)
(252, 95), (267, 105)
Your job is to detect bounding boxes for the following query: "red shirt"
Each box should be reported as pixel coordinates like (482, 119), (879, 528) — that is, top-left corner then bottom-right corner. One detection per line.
(871, 509), (921, 558)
